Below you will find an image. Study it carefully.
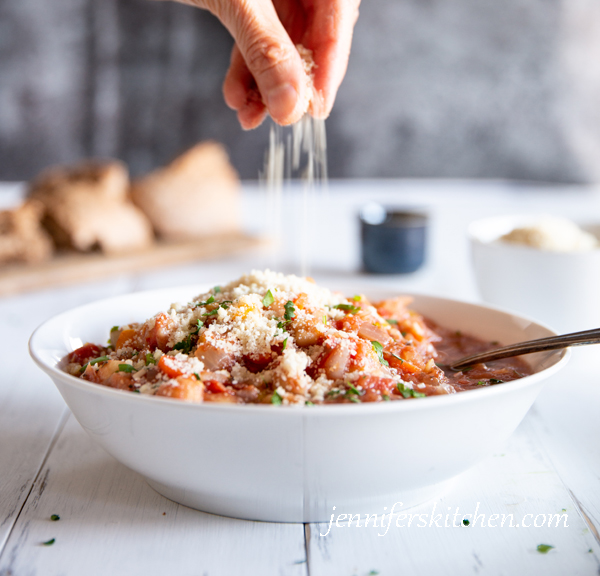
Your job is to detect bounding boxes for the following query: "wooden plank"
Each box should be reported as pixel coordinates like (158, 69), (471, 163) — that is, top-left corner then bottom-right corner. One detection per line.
(0, 414), (308, 576)
(0, 279), (134, 555)
(0, 233), (267, 297)
(307, 415), (599, 576)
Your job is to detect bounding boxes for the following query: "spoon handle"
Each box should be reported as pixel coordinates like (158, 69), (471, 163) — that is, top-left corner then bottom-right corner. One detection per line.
(450, 327), (600, 370)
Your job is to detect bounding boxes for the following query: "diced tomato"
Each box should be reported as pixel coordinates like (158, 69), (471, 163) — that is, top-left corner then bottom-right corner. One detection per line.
(115, 329), (137, 350)
(143, 313), (175, 351)
(205, 380), (227, 394)
(67, 343), (103, 365)
(158, 355), (185, 379)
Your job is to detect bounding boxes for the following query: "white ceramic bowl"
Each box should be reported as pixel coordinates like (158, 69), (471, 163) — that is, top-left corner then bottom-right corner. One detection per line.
(29, 286), (568, 523)
(470, 214), (600, 334)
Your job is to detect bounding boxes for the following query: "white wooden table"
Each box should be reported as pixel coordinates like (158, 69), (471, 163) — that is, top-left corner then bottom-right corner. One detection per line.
(1, 180), (599, 576)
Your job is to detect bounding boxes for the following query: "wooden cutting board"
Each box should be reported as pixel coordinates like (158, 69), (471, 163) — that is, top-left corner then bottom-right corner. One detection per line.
(0, 232), (267, 297)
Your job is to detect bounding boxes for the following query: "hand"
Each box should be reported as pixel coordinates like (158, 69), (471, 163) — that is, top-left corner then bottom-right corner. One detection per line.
(172, 0), (360, 129)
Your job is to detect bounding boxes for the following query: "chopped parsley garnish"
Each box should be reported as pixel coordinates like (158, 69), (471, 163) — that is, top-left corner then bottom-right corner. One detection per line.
(352, 295), (362, 301)
(282, 337), (288, 351)
(80, 355), (109, 373)
(193, 373), (201, 381)
(220, 300), (233, 309)
(284, 300), (295, 321)
(369, 571), (379, 576)
(305, 401), (314, 406)
(132, 389), (140, 393)
(326, 389), (342, 398)
(110, 326), (119, 333)
(323, 314), (327, 325)
(489, 378), (504, 384)
(271, 391), (283, 405)
(462, 519), (470, 526)
(347, 383), (362, 396)
(214, 286), (221, 293)
(371, 341), (389, 366)
(536, 544), (554, 554)
(196, 295), (215, 307)
(387, 319), (398, 325)
(173, 335), (193, 353)
(145, 353), (156, 365)
(345, 383), (363, 403)
(477, 381), (486, 386)
(202, 309), (220, 317)
(42, 538), (55, 546)
(333, 303), (360, 314)
(118, 364), (135, 373)
(397, 381), (426, 399)
(50, 514), (60, 521)
(262, 290), (275, 307)
(191, 320), (204, 334)
(390, 352), (404, 363)
(382, 394), (390, 401)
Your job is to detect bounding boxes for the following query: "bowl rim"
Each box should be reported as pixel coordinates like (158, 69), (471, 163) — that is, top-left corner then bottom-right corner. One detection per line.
(468, 213), (600, 253)
(29, 284), (570, 417)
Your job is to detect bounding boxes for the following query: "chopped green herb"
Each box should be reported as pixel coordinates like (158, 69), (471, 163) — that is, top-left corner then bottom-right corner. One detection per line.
(50, 514), (60, 522)
(347, 383), (363, 396)
(390, 352), (404, 363)
(561, 508), (567, 512)
(348, 395), (361, 403)
(397, 381), (426, 399)
(588, 549), (593, 554)
(371, 341), (389, 366)
(387, 319), (398, 325)
(333, 303), (360, 314)
(196, 295), (215, 307)
(305, 401), (314, 406)
(477, 381), (486, 386)
(202, 309), (220, 317)
(193, 373), (201, 381)
(214, 286), (221, 293)
(146, 353), (156, 365)
(462, 519), (470, 526)
(80, 355), (109, 373)
(262, 290), (275, 307)
(369, 571), (379, 575)
(110, 325), (119, 333)
(352, 295), (362, 301)
(382, 394), (390, 401)
(173, 336), (193, 353)
(537, 544), (554, 554)
(271, 392), (283, 405)
(326, 389), (342, 398)
(191, 319), (204, 334)
(489, 378), (504, 384)
(132, 389), (140, 393)
(42, 538), (55, 546)
(282, 337), (288, 351)
(219, 300), (233, 310)
(118, 364), (135, 373)
(284, 300), (295, 321)
(323, 314), (327, 325)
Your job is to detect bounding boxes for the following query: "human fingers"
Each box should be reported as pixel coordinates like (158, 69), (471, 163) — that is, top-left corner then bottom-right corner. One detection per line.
(206, 0), (311, 125)
(223, 44), (268, 130)
(302, 0), (361, 118)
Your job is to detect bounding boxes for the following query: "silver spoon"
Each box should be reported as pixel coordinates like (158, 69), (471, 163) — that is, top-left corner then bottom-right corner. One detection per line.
(450, 327), (600, 371)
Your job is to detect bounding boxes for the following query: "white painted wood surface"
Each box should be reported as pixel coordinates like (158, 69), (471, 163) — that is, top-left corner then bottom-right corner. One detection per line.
(1, 180), (599, 575)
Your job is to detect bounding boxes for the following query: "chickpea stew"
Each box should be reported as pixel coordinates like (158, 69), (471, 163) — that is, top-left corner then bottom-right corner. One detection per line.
(62, 270), (531, 405)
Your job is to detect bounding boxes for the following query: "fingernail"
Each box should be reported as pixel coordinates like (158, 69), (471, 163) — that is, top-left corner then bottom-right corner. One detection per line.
(266, 83), (298, 122)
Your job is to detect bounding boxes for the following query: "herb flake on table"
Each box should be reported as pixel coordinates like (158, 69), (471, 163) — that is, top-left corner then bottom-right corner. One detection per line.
(50, 514), (60, 521)
(41, 538), (55, 546)
(537, 544), (554, 554)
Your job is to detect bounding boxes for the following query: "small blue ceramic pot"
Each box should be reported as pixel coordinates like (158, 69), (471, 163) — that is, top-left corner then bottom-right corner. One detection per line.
(360, 204), (428, 274)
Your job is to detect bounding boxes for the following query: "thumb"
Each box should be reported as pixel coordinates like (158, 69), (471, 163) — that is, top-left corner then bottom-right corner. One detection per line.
(210, 0), (310, 125)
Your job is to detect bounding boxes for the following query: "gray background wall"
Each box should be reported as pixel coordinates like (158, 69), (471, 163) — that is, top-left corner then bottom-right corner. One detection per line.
(1, 0), (600, 182)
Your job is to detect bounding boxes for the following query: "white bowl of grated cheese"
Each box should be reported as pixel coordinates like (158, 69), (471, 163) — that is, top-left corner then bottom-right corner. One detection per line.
(29, 282), (568, 522)
(470, 214), (600, 334)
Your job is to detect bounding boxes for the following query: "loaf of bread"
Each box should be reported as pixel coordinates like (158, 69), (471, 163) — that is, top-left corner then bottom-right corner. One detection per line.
(130, 142), (240, 240)
(0, 200), (54, 264)
(29, 160), (154, 254)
